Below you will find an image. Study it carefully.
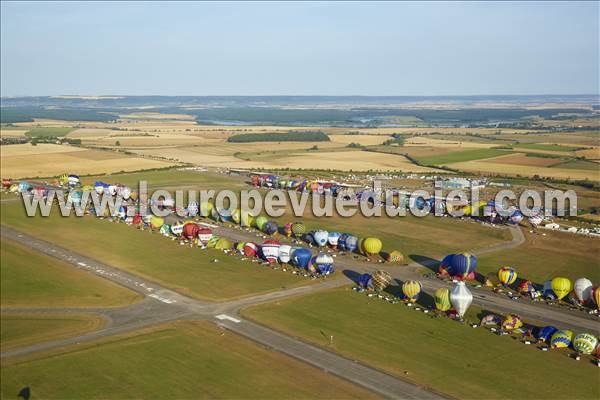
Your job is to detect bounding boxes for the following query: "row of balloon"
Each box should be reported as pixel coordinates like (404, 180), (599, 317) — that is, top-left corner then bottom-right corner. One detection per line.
(436, 252), (600, 312)
(109, 213), (338, 277)
(356, 272), (599, 359)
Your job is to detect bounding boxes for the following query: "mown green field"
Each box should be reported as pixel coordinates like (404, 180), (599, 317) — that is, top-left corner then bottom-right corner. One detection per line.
(243, 288), (599, 400)
(477, 230), (599, 283)
(1, 314), (105, 351)
(81, 169), (244, 191)
(25, 127), (75, 138)
(414, 148), (511, 165)
(551, 159), (600, 171)
(1, 201), (314, 301)
(1, 239), (141, 307)
(0, 321), (376, 399)
(515, 143), (585, 152)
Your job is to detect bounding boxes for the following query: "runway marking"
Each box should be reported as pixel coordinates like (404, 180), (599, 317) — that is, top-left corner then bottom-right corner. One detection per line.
(215, 314), (241, 323)
(148, 293), (176, 304)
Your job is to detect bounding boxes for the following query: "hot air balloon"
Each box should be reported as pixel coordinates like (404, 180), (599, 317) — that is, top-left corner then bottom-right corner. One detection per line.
(312, 230), (329, 247)
(243, 242), (258, 257)
(263, 221), (278, 235)
(171, 222), (184, 236)
(235, 242), (246, 254)
(501, 314), (523, 331)
(357, 273), (373, 290)
(314, 253), (334, 275)
(240, 210), (253, 227)
(283, 223), (292, 238)
(593, 286), (600, 311)
(215, 237), (233, 250)
(18, 181), (32, 193)
(292, 248), (312, 269)
(8, 184), (18, 193)
(198, 227), (213, 245)
(231, 209), (241, 224)
(386, 250), (404, 264)
(537, 326), (558, 343)
(518, 280), (536, 294)
(434, 288), (452, 311)
(551, 277), (573, 300)
(149, 216), (164, 229)
(573, 278), (593, 305)
(480, 314), (502, 326)
(291, 222), (306, 237)
(67, 174), (80, 187)
(444, 253), (477, 280)
(186, 202), (199, 217)
(345, 235), (358, 252)
(261, 240), (281, 264)
(209, 207), (221, 222)
(337, 233), (348, 251)
(33, 186), (46, 199)
(2, 178), (12, 190)
(509, 209), (524, 225)
(279, 245), (292, 264)
(542, 280), (556, 300)
(498, 267), (517, 287)
(450, 281), (472, 318)
(402, 280), (422, 301)
(67, 190), (82, 206)
(132, 214), (142, 225)
(362, 237), (382, 256)
(255, 216), (268, 231)
(94, 181), (106, 194)
(573, 333), (598, 355)
(117, 206), (128, 220)
(159, 224), (171, 236)
(327, 232), (341, 248)
(200, 201), (214, 217)
(206, 235), (220, 249)
(182, 223), (200, 240)
(550, 330), (573, 349)
(371, 270), (392, 292)
(59, 174), (69, 186)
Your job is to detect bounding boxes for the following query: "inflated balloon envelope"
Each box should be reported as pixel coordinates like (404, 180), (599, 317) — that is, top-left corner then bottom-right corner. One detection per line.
(450, 281), (473, 318)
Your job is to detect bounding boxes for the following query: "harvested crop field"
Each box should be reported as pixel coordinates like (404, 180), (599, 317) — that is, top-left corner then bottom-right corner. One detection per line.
(490, 153), (564, 167)
(0, 128), (28, 137)
(404, 136), (496, 148)
(329, 134), (391, 145)
(1, 144), (174, 179)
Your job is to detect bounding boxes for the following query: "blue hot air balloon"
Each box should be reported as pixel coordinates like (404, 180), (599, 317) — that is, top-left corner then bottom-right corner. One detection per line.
(263, 221), (278, 235)
(445, 253), (477, 280)
(345, 235), (359, 252)
(357, 273), (373, 289)
(338, 233), (348, 251)
(509, 209), (524, 225)
(537, 326), (558, 343)
(314, 253), (335, 276)
(292, 248), (312, 269)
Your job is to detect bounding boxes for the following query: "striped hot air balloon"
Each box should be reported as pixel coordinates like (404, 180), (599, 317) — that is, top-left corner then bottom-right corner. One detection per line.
(362, 237), (383, 256)
(206, 235), (220, 249)
(445, 253), (477, 281)
(371, 270), (392, 292)
(434, 288), (452, 311)
(550, 330), (573, 349)
(402, 280), (422, 301)
(518, 280), (536, 294)
(551, 277), (573, 300)
(159, 224), (171, 236)
(573, 333), (598, 355)
(261, 240), (281, 264)
(198, 227), (213, 245)
(498, 267), (518, 287)
(593, 286), (600, 311)
(386, 250), (404, 264)
(291, 222), (306, 237)
(501, 314), (523, 331)
(243, 242), (258, 257)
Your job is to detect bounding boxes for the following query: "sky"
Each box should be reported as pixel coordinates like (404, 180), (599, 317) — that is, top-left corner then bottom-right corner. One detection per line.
(1, 1), (598, 96)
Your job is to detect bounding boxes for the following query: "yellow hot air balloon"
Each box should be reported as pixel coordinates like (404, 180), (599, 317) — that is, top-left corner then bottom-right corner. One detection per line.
(551, 277), (573, 300)
(497, 266), (517, 287)
(402, 280), (422, 301)
(592, 286), (600, 311)
(362, 237), (383, 256)
(215, 237), (233, 250)
(434, 287), (452, 311)
(386, 250), (404, 264)
(149, 216), (164, 229)
(501, 314), (523, 330)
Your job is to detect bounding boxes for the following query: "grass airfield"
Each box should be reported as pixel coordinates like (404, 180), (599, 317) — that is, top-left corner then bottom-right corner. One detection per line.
(1, 321), (376, 400)
(242, 287), (600, 400)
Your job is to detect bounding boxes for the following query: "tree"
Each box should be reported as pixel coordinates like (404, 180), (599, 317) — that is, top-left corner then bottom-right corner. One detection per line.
(115, 140), (121, 146)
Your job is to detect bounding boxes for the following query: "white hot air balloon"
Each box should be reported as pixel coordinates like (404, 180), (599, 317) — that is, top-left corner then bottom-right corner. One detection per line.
(574, 278), (593, 305)
(450, 281), (473, 318)
(121, 186), (131, 200)
(312, 230), (329, 247)
(279, 245), (292, 264)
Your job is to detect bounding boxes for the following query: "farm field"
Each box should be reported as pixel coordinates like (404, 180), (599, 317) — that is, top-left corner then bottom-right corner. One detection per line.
(1, 144), (175, 179)
(329, 134), (390, 146)
(446, 157), (597, 181)
(0, 321), (376, 399)
(1, 239), (142, 308)
(242, 287), (599, 400)
(24, 127), (75, 138)
(1, 314), (105, 351)
(477, 230), (599, 283)
(491, 153), (563, 167)
(413, 148), (512, 165)
(0, 201), (319, 301)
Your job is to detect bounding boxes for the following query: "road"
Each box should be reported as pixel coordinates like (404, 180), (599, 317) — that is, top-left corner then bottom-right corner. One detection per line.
(1, 221), (597, 398)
